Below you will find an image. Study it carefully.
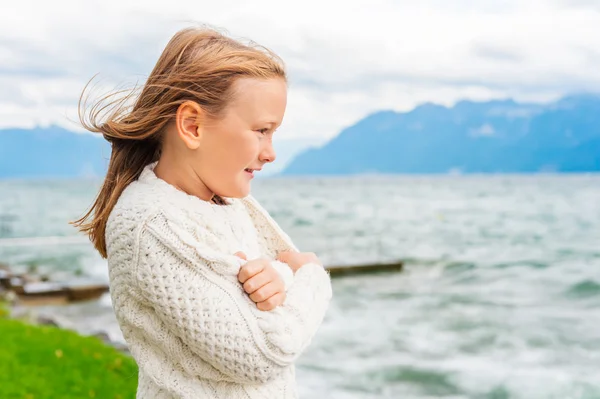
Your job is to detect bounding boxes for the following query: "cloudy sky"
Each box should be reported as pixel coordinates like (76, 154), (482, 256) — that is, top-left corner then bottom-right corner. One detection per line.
(2, 0), (600, 157)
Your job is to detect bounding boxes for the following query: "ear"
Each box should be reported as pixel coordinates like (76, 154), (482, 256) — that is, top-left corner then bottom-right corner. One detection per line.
(175, 101), (205, 150)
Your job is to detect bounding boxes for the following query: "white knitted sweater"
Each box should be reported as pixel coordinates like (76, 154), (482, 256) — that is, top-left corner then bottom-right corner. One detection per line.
(105, 162), (332, 398)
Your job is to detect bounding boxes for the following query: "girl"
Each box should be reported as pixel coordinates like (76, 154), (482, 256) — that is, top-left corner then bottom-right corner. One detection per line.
(73, 27), (332, 398)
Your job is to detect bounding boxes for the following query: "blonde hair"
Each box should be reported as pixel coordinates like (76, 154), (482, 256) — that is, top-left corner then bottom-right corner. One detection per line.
(72, 27), (287, 258)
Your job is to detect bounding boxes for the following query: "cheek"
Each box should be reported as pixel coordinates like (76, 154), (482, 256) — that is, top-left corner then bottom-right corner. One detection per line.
(208, 132), (255, 161)
(234, 134), (260, 160)
(210, 137), (259, 177)
(202, 130), (260, 174)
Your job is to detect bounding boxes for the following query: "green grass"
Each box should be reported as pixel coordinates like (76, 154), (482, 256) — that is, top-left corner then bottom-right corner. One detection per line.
(0, 318), (138, 399)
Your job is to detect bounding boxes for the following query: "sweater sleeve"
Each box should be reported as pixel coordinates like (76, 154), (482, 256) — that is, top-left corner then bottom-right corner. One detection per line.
(134, 211), (332, 384)
(270, 260), (294, 290)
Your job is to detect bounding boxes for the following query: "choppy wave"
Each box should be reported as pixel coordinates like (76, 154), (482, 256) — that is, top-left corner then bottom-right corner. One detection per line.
(1, 174), (599, 398)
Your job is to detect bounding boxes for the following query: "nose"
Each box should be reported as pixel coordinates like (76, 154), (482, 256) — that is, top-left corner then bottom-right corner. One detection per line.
(259, 140), (277, 164)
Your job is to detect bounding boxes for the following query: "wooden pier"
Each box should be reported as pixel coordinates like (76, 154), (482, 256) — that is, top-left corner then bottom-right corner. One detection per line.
(0, 259), (404, 306)
(0, 265), (109, 306)
(325, 260), (404, 277)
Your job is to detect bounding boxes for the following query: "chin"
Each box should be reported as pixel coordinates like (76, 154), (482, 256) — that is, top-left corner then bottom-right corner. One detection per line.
(216, 184), (251, 199)
(236, 186), (251, 198)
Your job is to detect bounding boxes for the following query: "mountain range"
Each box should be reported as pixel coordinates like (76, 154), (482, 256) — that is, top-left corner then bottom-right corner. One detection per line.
(281, 93), (600, 175)
(1, 93), (599, 178)
(0, 126), (111, 178)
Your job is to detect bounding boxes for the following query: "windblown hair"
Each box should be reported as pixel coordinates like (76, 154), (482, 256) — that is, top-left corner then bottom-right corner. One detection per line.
(71, 27), (286, 258)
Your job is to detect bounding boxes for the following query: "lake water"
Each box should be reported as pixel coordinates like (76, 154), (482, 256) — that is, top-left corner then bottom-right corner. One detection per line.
(1, 174), (599, 398)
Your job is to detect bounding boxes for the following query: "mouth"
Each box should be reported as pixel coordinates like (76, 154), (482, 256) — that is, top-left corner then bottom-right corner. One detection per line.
(244, 168), (261, 177)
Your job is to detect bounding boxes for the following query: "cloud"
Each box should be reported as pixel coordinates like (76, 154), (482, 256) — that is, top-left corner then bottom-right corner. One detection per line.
(0, 0), (599, 145)
(557, 0), (600, 11)
(471, 43), (524, 63)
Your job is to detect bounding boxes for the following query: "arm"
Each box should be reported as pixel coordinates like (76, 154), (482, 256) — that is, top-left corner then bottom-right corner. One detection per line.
(134, 211), (332, 384)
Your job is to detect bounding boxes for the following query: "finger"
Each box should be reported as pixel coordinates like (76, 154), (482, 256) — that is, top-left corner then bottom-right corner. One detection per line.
(243, 271), (272, 294)
(250, 280), (284, 303)
(234, 251), (247, 260)
(257, 292), (286, 311)
(237, 260), (267, 283)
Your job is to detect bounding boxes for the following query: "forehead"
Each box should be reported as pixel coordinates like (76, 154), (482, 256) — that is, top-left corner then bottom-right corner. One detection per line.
(226, 77), (287, 123)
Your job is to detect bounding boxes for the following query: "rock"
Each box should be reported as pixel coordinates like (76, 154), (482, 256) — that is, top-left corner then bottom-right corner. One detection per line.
(9, 306), (39, 324)
(0, 267), (12, 289)
(91, 331), (111, 343)
(110, 341), (130, 355)
(37, 315), (60, 327)
(91, 330), (130, 355)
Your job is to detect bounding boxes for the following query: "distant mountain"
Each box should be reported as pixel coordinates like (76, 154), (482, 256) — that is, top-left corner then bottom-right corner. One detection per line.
(0, 126), (110, 178)
(2, 94), (599, 179)
(281, 94), (600, 175)
(0, 125), (317, 178)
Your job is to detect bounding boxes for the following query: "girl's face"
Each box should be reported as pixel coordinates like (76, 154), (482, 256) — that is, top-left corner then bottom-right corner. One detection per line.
(199, 77), (287, 199)
(162, 77), (287, 201)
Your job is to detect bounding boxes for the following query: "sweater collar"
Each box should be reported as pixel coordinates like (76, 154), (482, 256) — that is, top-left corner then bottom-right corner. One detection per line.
(138, 161), (298, 255)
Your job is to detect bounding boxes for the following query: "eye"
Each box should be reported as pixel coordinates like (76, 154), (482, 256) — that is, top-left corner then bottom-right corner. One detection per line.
(256, 128), (269, 135)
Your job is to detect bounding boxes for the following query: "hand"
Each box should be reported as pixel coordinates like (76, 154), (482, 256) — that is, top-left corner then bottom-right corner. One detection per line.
(276, 251), (322, 273)
(236, 252), (286, 311)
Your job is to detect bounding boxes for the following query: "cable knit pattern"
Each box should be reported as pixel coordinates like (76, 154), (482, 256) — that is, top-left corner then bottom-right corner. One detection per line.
(105, 162), (332, 399)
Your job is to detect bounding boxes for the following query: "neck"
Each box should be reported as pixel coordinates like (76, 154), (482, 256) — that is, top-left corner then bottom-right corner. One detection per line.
(154, 156), (215, 202)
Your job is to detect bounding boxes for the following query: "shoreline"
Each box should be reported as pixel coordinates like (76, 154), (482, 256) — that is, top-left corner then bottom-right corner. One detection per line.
(4, 296), (130, 355)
